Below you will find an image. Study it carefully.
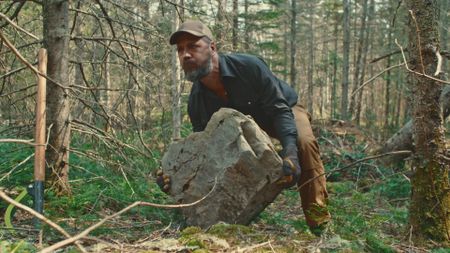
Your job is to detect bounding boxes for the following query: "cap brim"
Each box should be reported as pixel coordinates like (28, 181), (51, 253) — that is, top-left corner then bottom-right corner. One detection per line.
(169, 30), (205, 45)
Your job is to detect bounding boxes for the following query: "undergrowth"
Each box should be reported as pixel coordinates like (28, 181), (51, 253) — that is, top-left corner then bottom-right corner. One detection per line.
(0, 123), (448, 252)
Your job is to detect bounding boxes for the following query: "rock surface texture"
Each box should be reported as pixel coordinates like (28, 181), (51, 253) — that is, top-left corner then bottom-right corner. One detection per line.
(161, 108), (285, 228)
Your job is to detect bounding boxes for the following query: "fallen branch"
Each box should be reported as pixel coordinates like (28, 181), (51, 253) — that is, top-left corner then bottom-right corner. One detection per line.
(233, 241), (273, 253)
(296, 150), (412, 191)
(0, 138), (36, 146)
(0, 190), (88, 253)
(39, 179), (218, 253)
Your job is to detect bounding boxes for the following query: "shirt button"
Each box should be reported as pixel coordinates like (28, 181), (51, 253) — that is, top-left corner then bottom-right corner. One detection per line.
(247, 101), (252, 105)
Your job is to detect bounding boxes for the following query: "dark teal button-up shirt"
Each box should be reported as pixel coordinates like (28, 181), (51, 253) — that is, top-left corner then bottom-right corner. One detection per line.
(187, 53), (299, 151)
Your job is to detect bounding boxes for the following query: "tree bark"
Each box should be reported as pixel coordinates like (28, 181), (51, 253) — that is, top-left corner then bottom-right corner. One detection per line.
(349, 0), (368, 118)
(406, 0), (450, 244)
(289, 0), (297, 90)
(171, 7), (181, 140)
(307, 2), (314, 115)
(341, 0), (350, 120)
(354, 0), (374, 126)
(232, 0), (238, 51)
(380, 85), (450, 163)
(43, 0), (71, 195)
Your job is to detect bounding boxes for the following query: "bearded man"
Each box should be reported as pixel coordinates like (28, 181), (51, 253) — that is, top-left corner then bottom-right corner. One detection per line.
(158, 20), (331, 236)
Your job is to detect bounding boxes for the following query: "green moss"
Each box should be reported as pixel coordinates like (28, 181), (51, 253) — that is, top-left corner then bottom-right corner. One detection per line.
(181, 226), (202, 236)
(185, 238), (205, 248)
(365, 233), (395, 253)
(208, 223), (252, 238)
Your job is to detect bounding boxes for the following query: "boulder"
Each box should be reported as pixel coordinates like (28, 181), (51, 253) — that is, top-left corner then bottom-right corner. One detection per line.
(161, 108), (285, 228)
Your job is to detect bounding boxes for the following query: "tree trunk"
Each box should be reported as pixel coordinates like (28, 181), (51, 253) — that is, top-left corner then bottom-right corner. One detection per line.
(331, 8), (339, 119)
(216, 0), (227, 50)
(341, 0), (350, 120)
(380, 85), (450, 163)
(232, 0), (238, 51)
(440, 0), (448, 70)
(307, 2), (314, 115)
(289, 0), (297, 90)
(349, 0), (368, 118)
(406, 0), (450, 244)
(244, 0), (249, 50)
(172, 9), (181, 140)
(354, 0), (374, 126)
(43, 0), (71, 195)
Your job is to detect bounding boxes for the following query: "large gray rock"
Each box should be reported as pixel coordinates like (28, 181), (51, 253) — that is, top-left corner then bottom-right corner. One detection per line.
(161, 108), (285, 228)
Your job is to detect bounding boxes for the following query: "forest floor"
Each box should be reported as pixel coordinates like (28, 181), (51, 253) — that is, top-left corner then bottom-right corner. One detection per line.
(1, 121), (449, 252)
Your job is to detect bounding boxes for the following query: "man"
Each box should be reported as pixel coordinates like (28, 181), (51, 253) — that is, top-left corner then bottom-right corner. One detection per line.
(158, 20), (331, 235)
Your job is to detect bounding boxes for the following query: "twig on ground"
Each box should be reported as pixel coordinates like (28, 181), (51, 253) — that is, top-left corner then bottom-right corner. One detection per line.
(233, 241), (272, 253)
(0, 190), (88, 253)
(39, 179), (218, 253)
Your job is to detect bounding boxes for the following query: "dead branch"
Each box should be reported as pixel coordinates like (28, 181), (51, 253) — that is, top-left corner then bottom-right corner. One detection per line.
(0, 11), (40, 40)
(351, 63), (404, 97)
(71, 36), (141, 49)
(0, 30), (73, 91)
(0, 138), (36, 145)
(395, 39), (450, 85)
(233, 241), (272, 253)
(296, 150), (412, 191)
(409, 10), (425, 73)
(0, 153), (33, 182)
(39, 181), (218, 253)
(0, 190), (88, 253)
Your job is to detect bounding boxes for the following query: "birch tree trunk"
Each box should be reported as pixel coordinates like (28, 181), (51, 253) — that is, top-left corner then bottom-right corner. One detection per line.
(406, 0), (450, 244)
(43, 0), (71, 195)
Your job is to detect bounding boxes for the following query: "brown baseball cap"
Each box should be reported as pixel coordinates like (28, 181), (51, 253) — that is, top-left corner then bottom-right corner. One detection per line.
(169, 20), (214, 45)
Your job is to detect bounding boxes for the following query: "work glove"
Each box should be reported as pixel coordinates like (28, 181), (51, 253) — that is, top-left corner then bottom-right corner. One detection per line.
(156, 169), (171, 193)
(277, 144), (301, 188)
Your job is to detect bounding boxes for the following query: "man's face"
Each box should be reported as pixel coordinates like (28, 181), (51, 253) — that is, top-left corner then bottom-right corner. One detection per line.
(175, 33), (214, 82)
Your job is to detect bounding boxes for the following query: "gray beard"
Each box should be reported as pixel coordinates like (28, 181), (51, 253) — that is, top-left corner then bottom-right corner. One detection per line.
(184, 56), (212, 82)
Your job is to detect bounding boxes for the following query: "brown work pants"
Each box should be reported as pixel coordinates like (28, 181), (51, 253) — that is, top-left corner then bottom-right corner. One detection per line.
(292, 104), (331, 228)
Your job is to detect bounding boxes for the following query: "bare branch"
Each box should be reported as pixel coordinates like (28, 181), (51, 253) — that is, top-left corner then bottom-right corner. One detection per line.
(0, 11), (40, 40)
(351, 63), (404, 97)
(395, 39), (450, 85)
(0, 190), (88, 253)
(39, 180), (218, 253)
(296, 150), (413, 191)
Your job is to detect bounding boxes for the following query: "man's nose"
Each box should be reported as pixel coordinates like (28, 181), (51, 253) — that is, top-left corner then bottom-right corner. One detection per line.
(179, 49), (191, 59)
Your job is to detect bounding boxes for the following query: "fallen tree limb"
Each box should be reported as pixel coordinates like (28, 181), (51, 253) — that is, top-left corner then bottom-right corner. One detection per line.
(378, 85), (450, 164)
(296, 150), (412, 191)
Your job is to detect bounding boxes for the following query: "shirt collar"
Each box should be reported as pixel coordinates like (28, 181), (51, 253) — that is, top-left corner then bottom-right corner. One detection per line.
(219, 54), (237, 78)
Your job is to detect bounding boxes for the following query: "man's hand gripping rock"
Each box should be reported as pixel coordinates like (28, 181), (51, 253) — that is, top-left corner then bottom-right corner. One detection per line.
(156, 169), (171, 193)
(277, 144), (301, 188)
